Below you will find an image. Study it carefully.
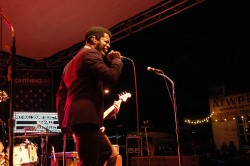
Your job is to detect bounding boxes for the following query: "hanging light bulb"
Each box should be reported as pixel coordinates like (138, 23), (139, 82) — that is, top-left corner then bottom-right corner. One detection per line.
(0, 68), (8, 102)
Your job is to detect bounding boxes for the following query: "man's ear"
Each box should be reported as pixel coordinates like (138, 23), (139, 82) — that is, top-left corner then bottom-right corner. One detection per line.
(90, 35), (98, 44)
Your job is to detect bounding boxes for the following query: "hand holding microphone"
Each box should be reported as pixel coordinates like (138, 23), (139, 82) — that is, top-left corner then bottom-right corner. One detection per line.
(106, 51), (131, 61)
(106, 50), (122, 62)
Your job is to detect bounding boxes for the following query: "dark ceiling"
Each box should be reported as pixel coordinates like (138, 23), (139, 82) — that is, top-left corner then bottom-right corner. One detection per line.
(107, 0), (250, 132)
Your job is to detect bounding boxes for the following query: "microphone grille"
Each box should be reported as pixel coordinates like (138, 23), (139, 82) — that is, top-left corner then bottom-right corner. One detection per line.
(147, 66), (151, 71)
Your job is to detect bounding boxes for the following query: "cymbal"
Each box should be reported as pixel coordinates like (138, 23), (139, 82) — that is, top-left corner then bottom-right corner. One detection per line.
(14, 132), (61, 139)
(29, 132), (61, 137)
(14, 134), (39, 139)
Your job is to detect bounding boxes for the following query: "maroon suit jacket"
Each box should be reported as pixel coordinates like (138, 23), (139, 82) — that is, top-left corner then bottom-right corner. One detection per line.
(56, 46), (123, 132)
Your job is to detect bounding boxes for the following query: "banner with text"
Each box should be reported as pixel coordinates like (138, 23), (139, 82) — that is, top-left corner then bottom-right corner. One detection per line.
(209, 92), (250, 150)
(209, 92), (250, 121)
(14, 69), (53, 112)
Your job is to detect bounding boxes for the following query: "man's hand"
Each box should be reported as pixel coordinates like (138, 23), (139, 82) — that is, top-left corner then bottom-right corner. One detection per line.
(100, 126), (105, 132)
(113, 100), (121, 115)
(106, 50), (121, 62)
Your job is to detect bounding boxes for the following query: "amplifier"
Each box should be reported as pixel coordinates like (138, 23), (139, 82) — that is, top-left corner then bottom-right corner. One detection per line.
(113, 144), (119, 155)
(126, 136), (142, 166)
(50, 152), (78, 166)
(131, 156), (200, 166)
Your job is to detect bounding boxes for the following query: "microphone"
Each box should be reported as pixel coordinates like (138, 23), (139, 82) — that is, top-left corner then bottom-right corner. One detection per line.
(121, 56), (131, 61)
(147, 66), (162, 73)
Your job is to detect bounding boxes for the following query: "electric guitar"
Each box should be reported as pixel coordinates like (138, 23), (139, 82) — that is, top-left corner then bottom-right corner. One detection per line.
(103, 92), (131, 119)
(71, 92), (132, 137)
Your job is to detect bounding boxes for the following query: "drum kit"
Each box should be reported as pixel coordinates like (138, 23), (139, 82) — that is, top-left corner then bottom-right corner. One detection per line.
(0, 131), (60, 166)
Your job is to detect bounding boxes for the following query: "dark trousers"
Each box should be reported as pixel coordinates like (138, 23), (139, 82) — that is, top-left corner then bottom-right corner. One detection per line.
(73, 124), (117, 166)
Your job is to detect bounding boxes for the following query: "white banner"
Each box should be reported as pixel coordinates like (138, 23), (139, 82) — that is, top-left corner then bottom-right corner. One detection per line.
(209, 92), (250, 151)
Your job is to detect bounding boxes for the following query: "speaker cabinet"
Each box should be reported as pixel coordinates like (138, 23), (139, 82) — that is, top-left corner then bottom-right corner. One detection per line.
(126, 136), (142, 166)
(131, 156), (200, 166)
(51, 158), (78, 166)
(50, 151), (78, 166)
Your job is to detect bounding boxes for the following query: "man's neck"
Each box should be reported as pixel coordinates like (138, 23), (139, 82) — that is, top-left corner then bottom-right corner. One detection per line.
(84, 45), (92, 49)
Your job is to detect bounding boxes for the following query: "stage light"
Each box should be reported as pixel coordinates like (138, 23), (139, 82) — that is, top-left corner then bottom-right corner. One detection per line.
(0, 90), (8, 102)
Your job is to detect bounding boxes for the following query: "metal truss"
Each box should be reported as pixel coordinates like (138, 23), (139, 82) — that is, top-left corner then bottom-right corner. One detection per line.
(110, 0), (205, 43)
(0, 0), (205, 70)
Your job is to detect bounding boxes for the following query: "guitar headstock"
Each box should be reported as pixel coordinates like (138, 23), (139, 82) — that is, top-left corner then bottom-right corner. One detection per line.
(118, 92), (131, 102)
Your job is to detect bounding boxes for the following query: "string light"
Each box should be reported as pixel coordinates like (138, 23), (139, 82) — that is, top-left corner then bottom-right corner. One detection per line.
(184, 112), (214, 125)
(212, 115), (245, 122)
(184, 112), (248, 124)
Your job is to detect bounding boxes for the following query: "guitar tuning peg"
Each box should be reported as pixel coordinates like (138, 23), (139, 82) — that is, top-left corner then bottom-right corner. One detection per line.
(119, 91), (124, 96)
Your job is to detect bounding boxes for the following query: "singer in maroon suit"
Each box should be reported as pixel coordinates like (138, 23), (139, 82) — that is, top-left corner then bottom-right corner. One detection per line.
(56, 27), (123, 166)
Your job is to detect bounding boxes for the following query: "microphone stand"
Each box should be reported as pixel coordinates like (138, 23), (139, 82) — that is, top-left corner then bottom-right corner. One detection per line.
(37, 124), (52, 166)
(0, 12), (15, 166)
(122, 56), (140, 136)
(156, 72), (182, 166)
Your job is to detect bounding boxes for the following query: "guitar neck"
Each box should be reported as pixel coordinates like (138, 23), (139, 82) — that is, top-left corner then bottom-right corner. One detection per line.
(103, 106), (115, 119)
(103, 100), (121, 119)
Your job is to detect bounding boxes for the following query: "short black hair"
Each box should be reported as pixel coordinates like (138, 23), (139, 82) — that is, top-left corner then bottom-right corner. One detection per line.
(85, 26), (112, 42)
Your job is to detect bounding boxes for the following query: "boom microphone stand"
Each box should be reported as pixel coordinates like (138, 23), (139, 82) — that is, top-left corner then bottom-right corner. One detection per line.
(147, 67), (182, 166)
(156, 72), (182, 166)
